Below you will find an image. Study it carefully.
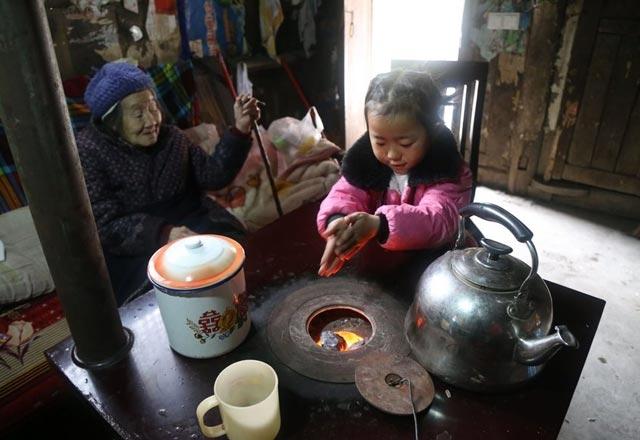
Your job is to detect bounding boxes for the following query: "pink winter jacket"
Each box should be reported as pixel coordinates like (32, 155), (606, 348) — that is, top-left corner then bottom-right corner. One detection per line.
(317, 131), (473, 251)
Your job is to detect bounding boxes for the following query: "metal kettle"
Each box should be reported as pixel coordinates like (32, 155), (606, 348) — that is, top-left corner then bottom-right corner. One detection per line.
(404, 203), (578, 391)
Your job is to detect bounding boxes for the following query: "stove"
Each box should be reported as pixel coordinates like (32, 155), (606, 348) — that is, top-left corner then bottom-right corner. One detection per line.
(267, 278), (410, 383)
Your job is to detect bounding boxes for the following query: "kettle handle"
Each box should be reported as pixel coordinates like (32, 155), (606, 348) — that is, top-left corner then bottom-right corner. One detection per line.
(457, 203), (533, 242)
(455, 203), (539, 319)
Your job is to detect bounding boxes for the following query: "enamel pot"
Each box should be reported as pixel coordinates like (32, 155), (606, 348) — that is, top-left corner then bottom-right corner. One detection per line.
(147, 235), (250, 359)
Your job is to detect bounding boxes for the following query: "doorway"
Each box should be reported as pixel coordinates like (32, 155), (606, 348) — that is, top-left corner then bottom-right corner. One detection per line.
(344, 0), (466, 147)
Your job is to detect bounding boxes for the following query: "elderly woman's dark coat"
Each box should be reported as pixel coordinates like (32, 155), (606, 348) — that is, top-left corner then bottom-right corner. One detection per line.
(76, 123), (252, 304)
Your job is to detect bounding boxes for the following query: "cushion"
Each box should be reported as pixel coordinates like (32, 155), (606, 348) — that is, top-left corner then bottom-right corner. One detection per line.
(0, 292), (70, 409)
(0, 207), (54, 305)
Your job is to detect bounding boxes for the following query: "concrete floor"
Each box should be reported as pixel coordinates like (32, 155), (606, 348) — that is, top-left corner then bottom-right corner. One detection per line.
(472, 186), (640, 440)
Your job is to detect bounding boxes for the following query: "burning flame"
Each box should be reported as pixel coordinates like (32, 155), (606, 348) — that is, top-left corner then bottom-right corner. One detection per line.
(316, 330), (364, 351)
(335, 331), (364, 349)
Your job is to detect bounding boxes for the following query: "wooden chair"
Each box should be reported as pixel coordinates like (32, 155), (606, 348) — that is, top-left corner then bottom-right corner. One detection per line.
(390, 60), (489, 242)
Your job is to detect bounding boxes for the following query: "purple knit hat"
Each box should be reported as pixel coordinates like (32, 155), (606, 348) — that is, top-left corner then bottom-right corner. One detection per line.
(84, 62), (154, 119)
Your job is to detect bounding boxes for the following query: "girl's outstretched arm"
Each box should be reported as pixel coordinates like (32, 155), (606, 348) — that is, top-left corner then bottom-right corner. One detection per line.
(316, 176), (376, 236)
(375, 166), (473, 251)
(317, 177), (376, 276)
(318, 218), (349, 276)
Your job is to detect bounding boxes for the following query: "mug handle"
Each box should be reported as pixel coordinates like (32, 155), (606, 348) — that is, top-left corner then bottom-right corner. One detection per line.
(196, 395), (226, 438)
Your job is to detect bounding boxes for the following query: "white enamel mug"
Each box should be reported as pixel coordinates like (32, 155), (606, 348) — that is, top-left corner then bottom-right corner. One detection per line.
(196, 360), (281, 440)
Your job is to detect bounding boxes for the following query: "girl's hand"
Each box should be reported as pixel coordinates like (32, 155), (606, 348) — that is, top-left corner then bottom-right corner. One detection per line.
(322, 216), (350, 240)
(334, 212), (380, 257)
(318, 217), (349, 277)
(318, 235), (346, 277)
(234, 94), (261, 134)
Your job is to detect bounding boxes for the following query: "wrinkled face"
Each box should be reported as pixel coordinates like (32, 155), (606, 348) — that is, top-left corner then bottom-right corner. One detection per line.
(120, 89), (162, 147)
(367, 112), (429, 175)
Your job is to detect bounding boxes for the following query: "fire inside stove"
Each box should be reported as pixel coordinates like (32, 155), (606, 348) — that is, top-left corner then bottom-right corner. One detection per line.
(307, 306), (373, 352)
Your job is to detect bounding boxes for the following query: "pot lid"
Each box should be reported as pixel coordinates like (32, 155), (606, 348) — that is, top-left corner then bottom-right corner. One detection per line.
(451, 238), (531, 291)
(148, 235), (245, 290)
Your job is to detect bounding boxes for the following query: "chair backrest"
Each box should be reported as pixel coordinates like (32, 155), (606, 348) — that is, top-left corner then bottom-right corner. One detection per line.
(390, 60), (488, 200)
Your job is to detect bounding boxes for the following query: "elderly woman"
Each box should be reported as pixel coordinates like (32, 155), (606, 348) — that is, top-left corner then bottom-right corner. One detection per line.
(77, 61), (260, 305)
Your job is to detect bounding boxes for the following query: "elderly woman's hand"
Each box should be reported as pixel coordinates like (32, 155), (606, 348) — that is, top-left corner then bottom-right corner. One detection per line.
(168, 226), (198, 242)
(234, 94), (261, 134)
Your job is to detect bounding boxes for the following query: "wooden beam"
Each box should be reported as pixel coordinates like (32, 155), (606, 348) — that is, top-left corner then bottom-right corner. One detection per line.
(0, 0), (130, 367)
(599, 18), (640, 36)
(529, 185), (640, 220)
(539, 0), (584, 180)
(566, 33), (619, 167)
(562, 164), (640, 196)
(508, 1), (566, 193)
(590, 34), (640, 172)
(549, 0), (604, 180)
(616, 89), (640, 176)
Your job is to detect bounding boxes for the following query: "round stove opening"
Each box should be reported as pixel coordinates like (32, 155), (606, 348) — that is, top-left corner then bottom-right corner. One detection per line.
(306, 306), (373, 352)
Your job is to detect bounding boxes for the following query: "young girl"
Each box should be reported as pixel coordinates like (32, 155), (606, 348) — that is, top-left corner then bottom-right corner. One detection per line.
(317, 70), (473, 276)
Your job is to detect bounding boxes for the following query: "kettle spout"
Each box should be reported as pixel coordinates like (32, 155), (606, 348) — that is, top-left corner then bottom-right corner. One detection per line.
(515, 325), (578, 366)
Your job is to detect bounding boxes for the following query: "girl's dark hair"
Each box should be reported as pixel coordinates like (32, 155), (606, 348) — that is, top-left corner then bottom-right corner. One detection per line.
(364, 69), (443, 132)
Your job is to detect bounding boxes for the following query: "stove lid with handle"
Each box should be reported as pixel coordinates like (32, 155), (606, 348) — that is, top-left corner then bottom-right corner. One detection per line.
(147, 235), (245, 290)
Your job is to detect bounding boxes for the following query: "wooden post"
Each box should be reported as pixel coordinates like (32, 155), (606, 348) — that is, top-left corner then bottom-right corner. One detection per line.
(508, 1), (567, 194)
(0, 0), (131, 368)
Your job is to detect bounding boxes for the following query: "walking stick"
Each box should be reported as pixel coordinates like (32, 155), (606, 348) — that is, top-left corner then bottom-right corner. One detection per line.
(214, 51), (284, 217)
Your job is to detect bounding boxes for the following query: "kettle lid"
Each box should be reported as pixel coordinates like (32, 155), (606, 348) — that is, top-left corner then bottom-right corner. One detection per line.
(451, 238), (532, 291)
(148, 235), (245, 290)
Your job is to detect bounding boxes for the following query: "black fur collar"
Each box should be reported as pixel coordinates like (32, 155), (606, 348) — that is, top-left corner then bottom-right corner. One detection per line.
(341, 125), (463, 191)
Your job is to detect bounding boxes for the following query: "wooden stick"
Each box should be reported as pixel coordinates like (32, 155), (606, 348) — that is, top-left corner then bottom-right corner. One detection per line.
(214, 51), (283, 217)
(253, 121), (283, 217)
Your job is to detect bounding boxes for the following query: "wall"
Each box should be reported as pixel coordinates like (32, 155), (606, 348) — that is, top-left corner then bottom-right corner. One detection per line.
(461, 0), (640, 220)
(43, 0), (345, 146)
(46, 0), (181, 80)
(275, 0), (345, 146)
(459, 0), (567, 190)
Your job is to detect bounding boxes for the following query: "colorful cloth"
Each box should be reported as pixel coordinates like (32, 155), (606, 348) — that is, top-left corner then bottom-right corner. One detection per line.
(0, 149), (27, 214)
(148, 59), (199, 128)
(65, 96), (91, 132)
